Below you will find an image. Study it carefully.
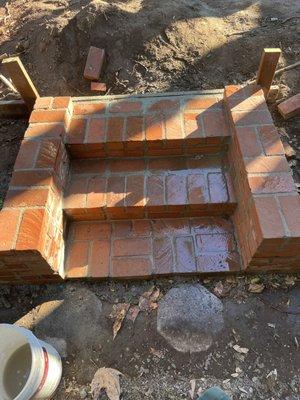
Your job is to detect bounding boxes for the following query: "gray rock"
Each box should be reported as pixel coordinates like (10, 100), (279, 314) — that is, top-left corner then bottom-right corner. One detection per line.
(43, 336), (67, 358)
(157, 284), (224, 353)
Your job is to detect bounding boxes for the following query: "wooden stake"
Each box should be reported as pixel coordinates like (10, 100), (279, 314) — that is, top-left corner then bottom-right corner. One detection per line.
(0, 99), (29, 118)
(256, 48), (281, 98)
(2, 57), (39, 110)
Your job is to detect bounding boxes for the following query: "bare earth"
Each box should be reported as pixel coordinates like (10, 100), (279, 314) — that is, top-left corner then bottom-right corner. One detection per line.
(0, 1), (300, 399)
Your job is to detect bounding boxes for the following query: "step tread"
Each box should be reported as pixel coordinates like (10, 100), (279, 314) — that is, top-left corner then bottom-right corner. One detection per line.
(65, 217), (241, 278)
(63, 155), (236, 220)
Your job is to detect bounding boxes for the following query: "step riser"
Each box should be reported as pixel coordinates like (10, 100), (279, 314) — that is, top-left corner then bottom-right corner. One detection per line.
(64, 204), (236, 221)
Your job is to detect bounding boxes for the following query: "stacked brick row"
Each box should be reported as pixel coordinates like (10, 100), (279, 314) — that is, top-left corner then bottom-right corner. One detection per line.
(0, 97), (71, 282)
(225, 84), (300, 271)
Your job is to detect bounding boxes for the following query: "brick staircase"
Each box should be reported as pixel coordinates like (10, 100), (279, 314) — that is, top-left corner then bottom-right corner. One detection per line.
(0, 85), (299, 283)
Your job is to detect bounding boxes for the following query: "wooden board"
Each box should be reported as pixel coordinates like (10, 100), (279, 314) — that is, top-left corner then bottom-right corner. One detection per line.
(0, 99), (29, 118)
(256, 48), (281, 98)
(2, 57), (39, 111)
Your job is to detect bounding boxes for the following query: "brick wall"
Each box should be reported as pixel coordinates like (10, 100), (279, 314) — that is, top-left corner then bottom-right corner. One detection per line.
(224, 84), (300, 271)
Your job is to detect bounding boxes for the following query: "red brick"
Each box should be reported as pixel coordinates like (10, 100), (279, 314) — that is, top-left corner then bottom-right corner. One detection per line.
(73, 222), (111, 240)
(108, 159), (144, 173)
(91, 82), (107, 92)
(14, 140), (40, 170)
(232, 110), (273, 126)
(87, 118), (106, 143)
(126, 175), (145, 207)
(197, 253), (240, 272)
(175, 236), (196, 273)
(183, 113), (203, 139)
(187, 174), (208, 205)
(89, 240), (110, 277)
(166, 175), (187, 205)
(66, 241), (89, 277)
(64, 177), (88, 209)
(113, 237), (150, 256)
(25, 123), (64, 139)
(185, 97), (220, 110)
(126, 116), (144, 141)
(16, 209), (44, 250)
(278, 195), (300, 236)
(252, 196), (285, 239)
(277, 94), (300, 119)
(110, 101), (142, 113)
(248, 174), (295, 194)
(196, 233), (234, 252)
(84, 47), (105, 80)
(52, 97), (71, 109)
(73, 102), (106, 115)
(228, 95), (267, 112)
(35, 139), (60, 169)
(112, 257), (152, 277)
(29, 109), (66, 124)
(202, 110), (229, 137)
(148, 157), (186, 171)
(165, 113), (183, 140)
(208, 173), (228, 202)
(67, 119), (87, 143)
(34, 97), (53, 109)
(145, 114), (164, 141)
(258, 125), (284, 156)
(235, 126), (262, 158)
(71, 159), (106, 175)
(87, 177), (107, 208)
(4, 189), (49, 207)
(10, 170), (52, 187)
(153, 237), (173, 274)
(245, 156), (290, 173)
(106, 176), (125, 207)
(0, 209), (21, 250)
(106, 117), (124, 142)
(147, 176), (165, 209)
(148, 99), (179, 112)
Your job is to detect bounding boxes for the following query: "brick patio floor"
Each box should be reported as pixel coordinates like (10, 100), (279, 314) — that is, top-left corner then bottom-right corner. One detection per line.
(0, 84), (299, 283)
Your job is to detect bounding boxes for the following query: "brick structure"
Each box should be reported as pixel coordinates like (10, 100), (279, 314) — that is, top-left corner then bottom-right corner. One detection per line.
(0, 86), (299, 283)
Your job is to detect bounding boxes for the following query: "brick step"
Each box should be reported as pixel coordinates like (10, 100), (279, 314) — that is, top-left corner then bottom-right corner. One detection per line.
(65, 217), (241, 278)
(66, 95), (230, 158)
(63, 155), (236, 220)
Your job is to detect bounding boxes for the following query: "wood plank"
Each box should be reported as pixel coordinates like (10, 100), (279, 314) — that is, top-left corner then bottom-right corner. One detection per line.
(0, 100), (29, 118)
(2, 57), (39, 110)
(256, 48), (281, 98)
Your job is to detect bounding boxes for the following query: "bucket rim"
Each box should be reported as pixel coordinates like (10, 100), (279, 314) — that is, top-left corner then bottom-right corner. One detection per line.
(0, 324), (45, 400)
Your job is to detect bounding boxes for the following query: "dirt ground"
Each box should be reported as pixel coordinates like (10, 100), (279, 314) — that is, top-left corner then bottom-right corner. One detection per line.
(0, 0), (300, 200)
(0, 275), (299, 400)
(0, 1), (300, 399)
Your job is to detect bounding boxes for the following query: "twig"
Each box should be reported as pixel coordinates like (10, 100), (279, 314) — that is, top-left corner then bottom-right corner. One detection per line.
(0, 74), (18, 93)
(259, 297), (300, 315)
(274, 61), (300, 75)
(282, 15), (300, 24)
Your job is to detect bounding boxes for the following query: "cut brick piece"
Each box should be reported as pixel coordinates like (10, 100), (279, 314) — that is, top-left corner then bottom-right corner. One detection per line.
(277, 194), (300, 236)
(91, 82), (107, 92)
(16, 208), (44, 250)
(258, 125), (284, 156)
(277, 94), (300, 120)
(84, 47), (105, 80)
(90, 240), (110, 277)
(252, 196), (285, 239)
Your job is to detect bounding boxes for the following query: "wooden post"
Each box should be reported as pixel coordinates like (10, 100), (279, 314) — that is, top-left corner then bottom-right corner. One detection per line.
(2, 57), (39, 111)
(256, 48), (281, 98)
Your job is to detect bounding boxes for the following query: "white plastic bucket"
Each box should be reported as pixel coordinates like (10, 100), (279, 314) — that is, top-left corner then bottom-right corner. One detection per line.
(0, 324), (62, 400)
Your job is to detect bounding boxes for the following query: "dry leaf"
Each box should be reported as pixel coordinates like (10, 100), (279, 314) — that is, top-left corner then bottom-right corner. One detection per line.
(285, 276), (296, 286)
(91, 367), (122, 400)
(233, 344), (249, 354)
(126, 305), (140, 323)
(111, 303), (130, 339)
(248, 283), (265, 293)
(213, 281), (232, 298)
(150, 347), (164, 359)
(139, 287), (160, 311)
(189, 379), (196, 399)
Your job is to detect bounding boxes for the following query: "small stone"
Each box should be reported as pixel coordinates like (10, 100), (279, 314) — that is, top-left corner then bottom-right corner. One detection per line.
(79, 387), (88, 399)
